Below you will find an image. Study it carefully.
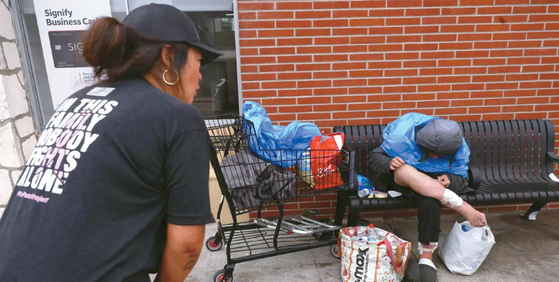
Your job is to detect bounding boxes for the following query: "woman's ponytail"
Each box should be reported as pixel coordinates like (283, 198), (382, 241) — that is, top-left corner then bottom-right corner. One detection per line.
(83, 17), (128, 79)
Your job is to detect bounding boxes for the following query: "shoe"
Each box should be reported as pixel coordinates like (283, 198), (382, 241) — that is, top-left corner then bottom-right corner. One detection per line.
(418, 258), (438, 282)
(402, 257), (420, 282)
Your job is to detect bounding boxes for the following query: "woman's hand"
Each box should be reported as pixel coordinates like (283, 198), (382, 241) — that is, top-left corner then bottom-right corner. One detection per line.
(390, 157), (405, 170)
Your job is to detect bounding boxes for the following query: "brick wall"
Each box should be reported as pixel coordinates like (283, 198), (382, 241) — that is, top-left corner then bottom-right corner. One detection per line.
(238, 0), (559, 219)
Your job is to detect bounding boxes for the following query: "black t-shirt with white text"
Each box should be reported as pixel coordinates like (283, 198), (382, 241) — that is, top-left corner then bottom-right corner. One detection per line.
(0, 77), (214, 281)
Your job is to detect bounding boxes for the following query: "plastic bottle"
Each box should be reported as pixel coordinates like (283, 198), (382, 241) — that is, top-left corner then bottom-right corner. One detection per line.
(358, 188), (371, 198)
(462, 224), (469, 232)
(367, 224), (381, 241)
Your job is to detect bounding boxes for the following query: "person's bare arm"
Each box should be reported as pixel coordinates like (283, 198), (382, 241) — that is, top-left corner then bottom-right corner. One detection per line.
(155, 224), (205, 282)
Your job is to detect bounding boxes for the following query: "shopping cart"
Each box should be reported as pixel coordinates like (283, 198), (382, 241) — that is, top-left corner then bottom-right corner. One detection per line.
(204, 114), (355, 282)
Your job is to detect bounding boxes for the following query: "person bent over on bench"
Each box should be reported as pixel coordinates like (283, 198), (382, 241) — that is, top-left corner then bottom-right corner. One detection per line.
(368, 113), (487, 282)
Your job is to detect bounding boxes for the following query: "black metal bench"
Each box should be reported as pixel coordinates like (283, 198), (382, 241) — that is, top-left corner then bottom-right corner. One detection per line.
(333, 119), (559, 226)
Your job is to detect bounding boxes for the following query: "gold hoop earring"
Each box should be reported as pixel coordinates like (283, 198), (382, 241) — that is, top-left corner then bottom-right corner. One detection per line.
(162, 69), (180, 86)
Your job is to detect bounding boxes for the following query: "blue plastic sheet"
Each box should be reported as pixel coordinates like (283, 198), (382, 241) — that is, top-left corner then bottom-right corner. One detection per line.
(380, 112), (470, 177)
(242, 101), (321, 167)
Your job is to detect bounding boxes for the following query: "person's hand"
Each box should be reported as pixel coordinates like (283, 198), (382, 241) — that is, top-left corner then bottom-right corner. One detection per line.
(390, 157), (405, 170)
(437, 175), (451, 188)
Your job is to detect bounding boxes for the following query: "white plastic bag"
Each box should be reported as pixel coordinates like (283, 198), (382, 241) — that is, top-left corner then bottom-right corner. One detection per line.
(439, 221), (496, 275)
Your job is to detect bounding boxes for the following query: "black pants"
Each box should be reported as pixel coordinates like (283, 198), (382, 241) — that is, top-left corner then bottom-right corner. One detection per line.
(389, 178), (443, 246)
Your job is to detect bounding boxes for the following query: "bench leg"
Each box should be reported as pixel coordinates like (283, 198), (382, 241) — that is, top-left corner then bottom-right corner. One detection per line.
(521, 201), (548, 221)
(334, 190), (348, 226)
(347, 197), (361, 226)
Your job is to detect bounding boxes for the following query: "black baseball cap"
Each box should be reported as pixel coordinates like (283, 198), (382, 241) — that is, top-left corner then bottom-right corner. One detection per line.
(122, 3), (223, 65)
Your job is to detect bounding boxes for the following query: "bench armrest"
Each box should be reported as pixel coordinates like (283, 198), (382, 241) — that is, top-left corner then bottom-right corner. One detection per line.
(468, 166), (481, 190)
(547, 152), (559, 163)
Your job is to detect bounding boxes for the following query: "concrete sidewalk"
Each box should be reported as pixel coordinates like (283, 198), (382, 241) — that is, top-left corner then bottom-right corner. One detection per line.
(186, 209), (559, 282)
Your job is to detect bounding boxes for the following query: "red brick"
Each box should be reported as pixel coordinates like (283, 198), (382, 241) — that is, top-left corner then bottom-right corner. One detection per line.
(314, 1), (349, 9)
(369, 44), (403, 52)
(509, 40), (542, 48)
(240, 39), (275, 47)
(471, 91), (504, 98)
(518, 97), (550, 104)
(278, 72), (312, 80)
(261, 81), (296, 89)
(508, 57), (541, 65)
(383, 101), (417, 109)
(403, 93), (436, 100)
(490, 49), (523, 57)
(528, 32), (559, 39)
(495, 0), (529, 4)
(241, 56), (276, 65)
(334, 45), (368, 53)
(440, 42), (474, 50)
(516, 112), (547, 119)
(334, 79), (368, 87)
(478, 6), (512, 14)
(502, 105), (534, 112)
(476, 24), (511, 32)
(506, 73), (539, 81)
(420, 68), (453, 75)
(387, 18), (421, 26)
(459, 16), (493, 24)
(298, 80), (332, 88)
(241, 65), (258, 73)
(351, 36), (385, 44)
(348, 103), (383, 111)
(333, 95), (367, 103)
(351, 1), (386, 8)
(486, 82), (519, 90)
(367, 109), (401, 117)
(542, 57), (559, 64)
(276, 2), (312, 10)
(260, 64), (294, 72)
(418, 100), (449, 108)
(469, 106), (501, 114)
(423, 34), (458, 42)
(454, 67), (488, 74)
(436, 107), (468, 115)
(513, 6), (547, 14)
(239, 21), (275, 29)
(473, 58), (507, 65)
(452, 83), (484, 90)
(313, 71), (348, 79)
(405, 26), (440, 33)
(551, 5), (559, 13)
(277, 55), (312, 63)
(483, 113), (515, 120)
(406, 8), (441, 16)
(239, 30), (257, 38)
(350, 87), (383, 94)
(296, 63), (331, 71)
(314, 19), (348, 28)
(439, 76), (472, 83)
(258, 11), (293, 19)
(314, 88), (348, 95)
(276, 20), (312, 28)
(315, 37), (350, 45)
(277, 38), (312, 46)
(368, 77), (402, 85)
(333, 111), (368, 119)
(458, 33), (492, 41)
(530, 14), (559, 23)
(442, 7), (476, 15)
(258, 29), (294, 38)
(277, 89), (312, 97)
(296, 28), (331, 37)
(369, 9), (405, 17)
(546, 23), (559, 30)
(260, 47), (295, 55)
(260, 98), (297, 106)
(369, 61), (403, 69)
(460, 0), (495, 5)
(441, 25), (475, 33)
(492, 32), (527, 40)
(240, 48), (258, 56)
(297, 112), (332, 120)
(439, 59), (472, 67)
(333, 10), (369, 18)
(333, 28), (368, 36)
(238, 2), (274, 11)
(238, 12), (256, 20)
(418, 84), (452, 92)
(474, 41), (508, 49)
(503, 89), (536, 97)
(350, 53), (384, 61)
(525, 48), (558, 56)
(296, 46), (331, 54)
(538, 89), (558, 96)
(420, 51), (454, 59)
(350, 70), (383, 78)
(484, 98), (516, 105)
(404, 43), (439, 51)
(314, 54), (348, 62)
(242, 73), (276, 81)
(334, 62), (367, 70)
(404, 60), (437, 68)
(488, 66), (521, 73)
(495, 15), (528, 23)
(424, 0), (458, 6)
(511, 23), (545, 31)
(520, 81), (552, 89)
(295, 11), (331, 19)
(385, 52), (420, 60)
(523, 65), (554, 72)
(438, 92), (469, 99)
(383, 86), (417, 94)
(278, 105), (313, 113)
(421, 17), (458, 25)
(369, 26), (404, 35)
(456, 50), (490, 58)
(541, 73), (559, 80)
(404, 76), (437, 84)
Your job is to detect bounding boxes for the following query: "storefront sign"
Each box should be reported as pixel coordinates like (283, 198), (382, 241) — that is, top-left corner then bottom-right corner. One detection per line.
(33, 0), (112, 109)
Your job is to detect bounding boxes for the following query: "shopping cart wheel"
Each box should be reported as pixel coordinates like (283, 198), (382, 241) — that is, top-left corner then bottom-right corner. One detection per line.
(213, 269), (233, 282)
(206, 236), (223, 251)
(313, 230), (334, 240)
(330, 244), (341, 259)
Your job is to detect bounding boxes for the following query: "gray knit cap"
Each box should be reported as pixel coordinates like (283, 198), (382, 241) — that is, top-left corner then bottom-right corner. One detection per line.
(416, 119), (462, 156)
